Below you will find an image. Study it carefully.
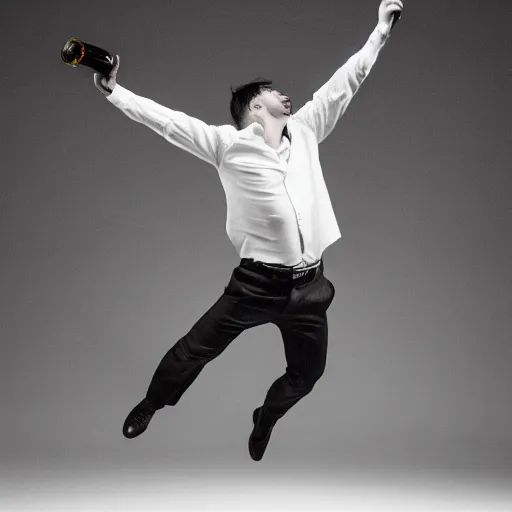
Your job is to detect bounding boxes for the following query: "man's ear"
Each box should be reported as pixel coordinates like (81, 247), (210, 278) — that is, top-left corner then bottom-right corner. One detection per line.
(244, 105), (256, 126)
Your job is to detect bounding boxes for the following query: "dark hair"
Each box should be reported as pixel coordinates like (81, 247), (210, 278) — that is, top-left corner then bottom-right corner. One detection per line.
(230, 78), (273, 130)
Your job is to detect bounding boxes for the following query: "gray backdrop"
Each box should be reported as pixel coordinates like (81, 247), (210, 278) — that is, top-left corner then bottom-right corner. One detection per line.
(2, 0), (511, 508)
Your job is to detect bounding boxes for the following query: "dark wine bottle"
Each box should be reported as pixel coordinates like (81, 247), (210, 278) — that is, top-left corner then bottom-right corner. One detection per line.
(391, 11), (402, 29)
(61, 37), (117, 76)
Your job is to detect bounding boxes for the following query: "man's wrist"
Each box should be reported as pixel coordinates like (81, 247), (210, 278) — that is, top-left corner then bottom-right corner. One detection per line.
(377, 21), (391, 38)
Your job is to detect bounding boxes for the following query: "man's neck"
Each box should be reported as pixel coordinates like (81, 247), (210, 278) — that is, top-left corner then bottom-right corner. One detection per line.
(260, 120), (289, 150)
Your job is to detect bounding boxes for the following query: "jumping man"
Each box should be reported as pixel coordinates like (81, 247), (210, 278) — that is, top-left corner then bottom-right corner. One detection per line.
(94, 0), (404, 461)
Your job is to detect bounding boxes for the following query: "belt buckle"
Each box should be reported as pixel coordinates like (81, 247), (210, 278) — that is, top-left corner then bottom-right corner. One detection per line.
(292, 270), (307, 280)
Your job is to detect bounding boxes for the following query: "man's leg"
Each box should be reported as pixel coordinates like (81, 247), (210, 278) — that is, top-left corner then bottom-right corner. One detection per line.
(123, 264), (287, 438)
(145, 292), (260, 410)
(249, 272), (335, 460)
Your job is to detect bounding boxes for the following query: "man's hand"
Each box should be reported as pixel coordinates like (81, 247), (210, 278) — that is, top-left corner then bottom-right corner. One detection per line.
(94, 54), (120, 96)
(378, 0), (404, 35)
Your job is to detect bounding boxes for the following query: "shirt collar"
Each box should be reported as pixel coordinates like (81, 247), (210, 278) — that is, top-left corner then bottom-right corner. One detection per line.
(238, 121), (292, 143)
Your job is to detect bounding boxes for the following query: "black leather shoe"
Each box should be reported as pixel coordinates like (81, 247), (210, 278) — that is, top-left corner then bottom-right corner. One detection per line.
(122, 398), (156, 439)
(248, 407), (276, 461)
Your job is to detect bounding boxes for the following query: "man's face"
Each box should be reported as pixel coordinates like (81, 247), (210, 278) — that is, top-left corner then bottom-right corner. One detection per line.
(250, 86), (292, 119)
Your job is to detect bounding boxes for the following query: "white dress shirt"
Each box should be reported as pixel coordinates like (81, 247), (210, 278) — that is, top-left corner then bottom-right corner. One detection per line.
(106, 25), (389, 266)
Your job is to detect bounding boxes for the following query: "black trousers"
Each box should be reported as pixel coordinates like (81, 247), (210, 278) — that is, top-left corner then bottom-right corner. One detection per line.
(146, 258), (336, 424)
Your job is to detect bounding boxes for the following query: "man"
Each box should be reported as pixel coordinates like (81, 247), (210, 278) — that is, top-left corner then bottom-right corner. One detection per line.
(94, 0), (404, 461)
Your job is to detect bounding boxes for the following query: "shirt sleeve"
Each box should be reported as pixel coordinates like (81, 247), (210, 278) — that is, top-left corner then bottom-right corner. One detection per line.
(291, 25), (390, 144)
(106, 84), (229, 168)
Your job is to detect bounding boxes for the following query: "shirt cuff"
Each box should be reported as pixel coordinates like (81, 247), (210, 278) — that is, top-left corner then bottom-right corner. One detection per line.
(376, 21), (392, 39)
(368, 23), (390, 49)
(106, 84), (132, 106)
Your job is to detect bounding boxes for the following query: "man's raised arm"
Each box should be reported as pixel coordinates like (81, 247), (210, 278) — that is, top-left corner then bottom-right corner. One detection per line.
(292, 0), (404, 144)
(94, 56), (228, 169)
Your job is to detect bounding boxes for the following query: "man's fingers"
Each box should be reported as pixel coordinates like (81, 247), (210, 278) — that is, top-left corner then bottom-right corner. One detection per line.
(388, 5), (403, 17)
(113, 54), (120, 74)
(94, 73), (109, 90)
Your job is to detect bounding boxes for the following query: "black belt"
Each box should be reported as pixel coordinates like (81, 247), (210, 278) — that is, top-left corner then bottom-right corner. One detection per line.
(240, 258), (323, 281)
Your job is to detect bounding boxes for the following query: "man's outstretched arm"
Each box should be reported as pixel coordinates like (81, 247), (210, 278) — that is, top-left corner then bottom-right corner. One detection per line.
(94, 56), (227, 169)
(292, 0), (404, 144)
